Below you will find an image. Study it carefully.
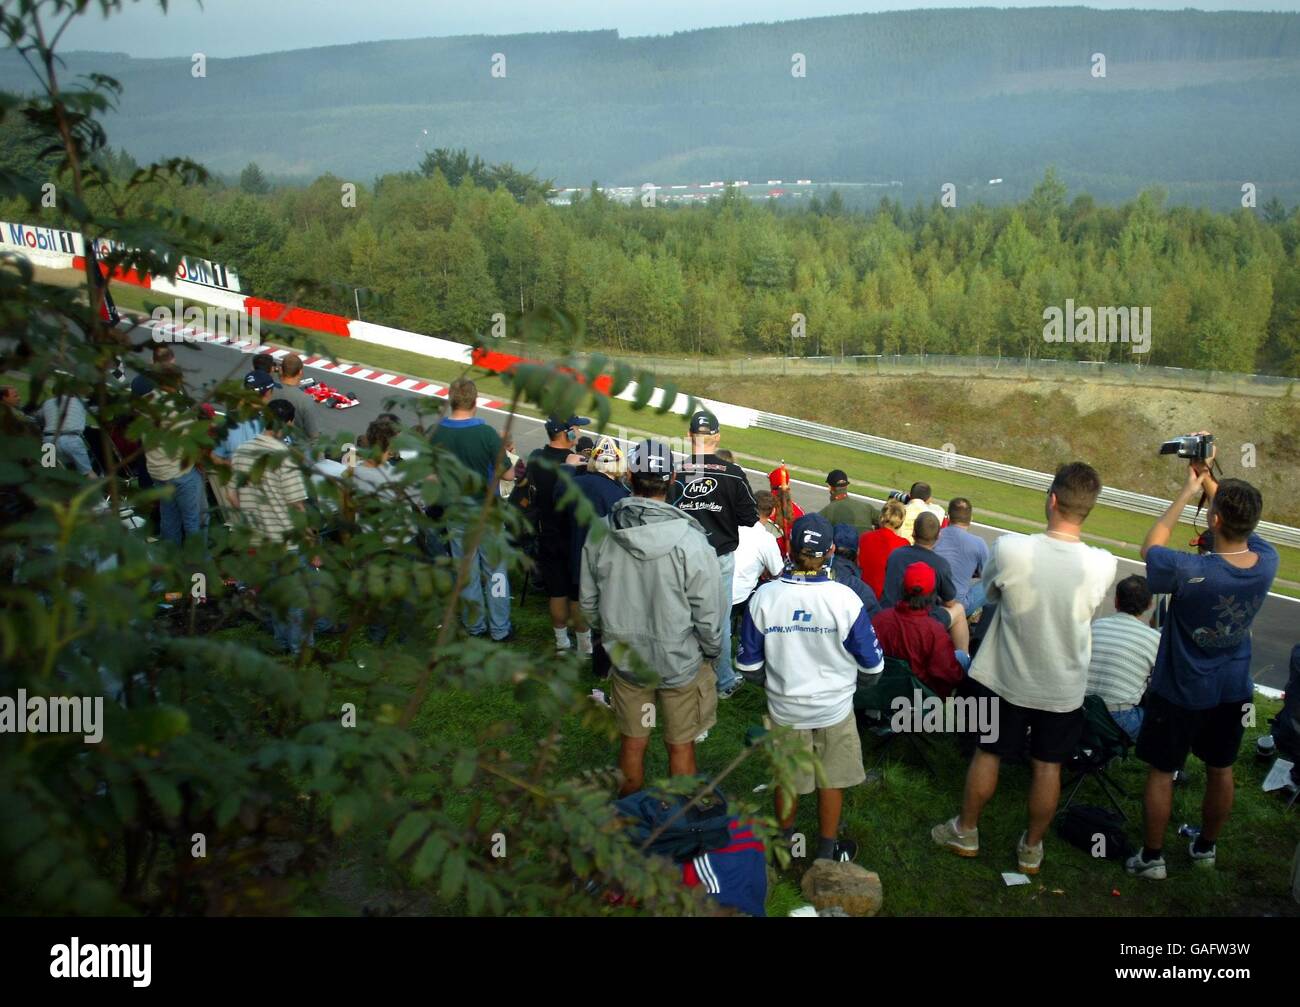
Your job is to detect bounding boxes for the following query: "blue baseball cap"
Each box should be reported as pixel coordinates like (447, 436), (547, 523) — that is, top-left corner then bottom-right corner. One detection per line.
(627, 438), (674, 481)
(545, 414), (590, 438)
(832, 523), (859, 554)
(244, 370), (280, 393)
(791, 513), (834, 557)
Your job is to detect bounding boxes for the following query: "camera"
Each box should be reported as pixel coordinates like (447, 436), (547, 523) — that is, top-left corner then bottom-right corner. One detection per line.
(1159, 433), (1214, 461)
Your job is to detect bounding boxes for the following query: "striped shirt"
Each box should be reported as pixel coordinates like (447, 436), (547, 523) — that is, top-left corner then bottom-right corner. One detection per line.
(1085, 613), (1160, 708)
(41, 396), (87, 435)
(231, 433), (307, 545)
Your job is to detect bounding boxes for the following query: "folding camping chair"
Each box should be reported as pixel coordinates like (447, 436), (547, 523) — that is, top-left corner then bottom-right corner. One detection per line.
(854, 656), (942, 779)
(1060, 694), (1133, 820)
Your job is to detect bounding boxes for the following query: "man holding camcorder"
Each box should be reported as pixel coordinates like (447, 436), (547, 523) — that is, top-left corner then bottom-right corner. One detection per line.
(1127, 432), (1279, 880)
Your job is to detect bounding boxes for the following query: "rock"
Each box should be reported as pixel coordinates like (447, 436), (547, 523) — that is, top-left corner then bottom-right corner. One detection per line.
(799, 859), (883, 917)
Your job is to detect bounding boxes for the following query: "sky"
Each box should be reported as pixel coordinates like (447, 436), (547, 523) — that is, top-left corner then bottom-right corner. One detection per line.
(57, 1), (1300, 59)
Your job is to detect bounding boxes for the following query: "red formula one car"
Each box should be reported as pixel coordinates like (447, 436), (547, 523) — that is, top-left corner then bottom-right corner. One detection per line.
(300, 377), (360, 410)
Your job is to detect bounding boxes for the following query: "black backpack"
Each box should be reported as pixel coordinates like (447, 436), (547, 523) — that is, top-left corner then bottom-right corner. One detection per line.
(1055, 804), (1133, 861)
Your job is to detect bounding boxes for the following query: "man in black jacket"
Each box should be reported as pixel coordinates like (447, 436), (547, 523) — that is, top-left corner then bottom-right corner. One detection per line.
(675, 410), (759, 699)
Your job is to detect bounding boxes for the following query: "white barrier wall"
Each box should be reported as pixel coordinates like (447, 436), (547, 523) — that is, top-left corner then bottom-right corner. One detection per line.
(613, 384), (757, 429)
(348, 320), (474, 365)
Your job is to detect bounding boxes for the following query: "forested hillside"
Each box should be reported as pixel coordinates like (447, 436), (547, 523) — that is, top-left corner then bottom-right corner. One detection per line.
(1, 8), (1299, 205)
(4, 147), (1297, 376)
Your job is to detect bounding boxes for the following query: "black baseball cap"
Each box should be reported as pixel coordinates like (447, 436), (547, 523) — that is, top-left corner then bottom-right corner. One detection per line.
(688, 410), (719, 435)
(627, 438), (674, 481)
(826, 469), (849, 487)
(544, 415), (590, 438)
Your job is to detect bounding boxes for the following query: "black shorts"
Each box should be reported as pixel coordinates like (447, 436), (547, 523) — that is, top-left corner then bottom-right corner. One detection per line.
(931, 607), (952, 630)
(967, 679), (1084, 764)
(1135, 691), (1248, 772)
(537, 540), (576, 600)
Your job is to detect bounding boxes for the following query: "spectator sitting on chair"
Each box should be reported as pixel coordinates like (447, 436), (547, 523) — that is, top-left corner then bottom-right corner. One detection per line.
(1126, 448), (1278, 881)
(934, 497), (989, 613)
(821, 469), (878, 534)
(830, 523), (880, 617)
(881, 512), (969, 654)
(931, 461), (1117, 876)
(898, 482), (946, 545)
(737, 512), (884, 864)
(871, 562), (969, 698)
(858, 498), (908, 600)
(580, 438), (722, 795)
(1085, 575), (1160, 742)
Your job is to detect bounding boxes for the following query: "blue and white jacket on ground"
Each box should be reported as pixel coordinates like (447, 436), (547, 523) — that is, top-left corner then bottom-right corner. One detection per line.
(737, 571), (885, 729)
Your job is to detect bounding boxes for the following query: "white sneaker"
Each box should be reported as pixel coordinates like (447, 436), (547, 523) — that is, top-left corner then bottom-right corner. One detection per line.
(1125, 850), (1168, 879)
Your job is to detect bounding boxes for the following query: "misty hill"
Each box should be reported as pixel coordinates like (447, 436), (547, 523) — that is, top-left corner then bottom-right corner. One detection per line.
(3, 7), (1300, 206)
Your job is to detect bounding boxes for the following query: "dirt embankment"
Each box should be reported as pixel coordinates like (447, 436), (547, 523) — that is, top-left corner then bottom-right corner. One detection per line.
(691, 372), (1300, 526)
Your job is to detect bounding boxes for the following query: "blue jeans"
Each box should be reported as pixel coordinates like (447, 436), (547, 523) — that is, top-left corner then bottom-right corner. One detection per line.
(1110, 705), (1144, 741)
(46, 433), (94, 475)
(267, 555), (333, 655)
(714, 551), (737, 690)
(158, 467), (207, 547)
(449, 531), (511, 640)
(964, 581), (987, 614)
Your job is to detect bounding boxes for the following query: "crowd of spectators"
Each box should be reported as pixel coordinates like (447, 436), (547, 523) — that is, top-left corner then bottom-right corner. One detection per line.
(14, 355), (1287, 884)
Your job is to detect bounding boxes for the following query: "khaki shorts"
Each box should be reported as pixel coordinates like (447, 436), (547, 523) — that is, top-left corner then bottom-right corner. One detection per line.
(766, 712), (866, 795)
(612, 663), (718, 746)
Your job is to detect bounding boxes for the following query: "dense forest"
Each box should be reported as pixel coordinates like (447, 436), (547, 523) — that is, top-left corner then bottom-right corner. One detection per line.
(3, 125), (1298, 376)
(1, 8), (1298, 206)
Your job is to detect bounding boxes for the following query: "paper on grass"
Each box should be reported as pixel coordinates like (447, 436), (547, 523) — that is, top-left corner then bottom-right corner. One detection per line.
(1263, 758), (1295, 792)
(1002, 872), (1031, 886)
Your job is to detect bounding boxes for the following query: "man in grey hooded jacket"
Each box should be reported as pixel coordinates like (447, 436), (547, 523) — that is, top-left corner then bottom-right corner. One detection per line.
(581, 438), (723, 795)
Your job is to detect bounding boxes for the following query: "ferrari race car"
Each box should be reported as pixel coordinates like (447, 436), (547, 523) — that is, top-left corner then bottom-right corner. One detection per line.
(300, 377), (360, 410)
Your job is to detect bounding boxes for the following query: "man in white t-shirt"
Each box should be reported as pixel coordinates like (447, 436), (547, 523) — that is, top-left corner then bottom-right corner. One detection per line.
(931, 462), (1117, 875)
(898, 482), (946, 545)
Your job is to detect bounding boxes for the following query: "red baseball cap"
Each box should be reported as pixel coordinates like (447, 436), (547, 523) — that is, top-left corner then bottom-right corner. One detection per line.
(768, 465), (790, 490)
(903, 562), (937, 596)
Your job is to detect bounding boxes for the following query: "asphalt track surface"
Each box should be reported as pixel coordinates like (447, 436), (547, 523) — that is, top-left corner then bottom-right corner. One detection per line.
(156, 335), (1297, 693)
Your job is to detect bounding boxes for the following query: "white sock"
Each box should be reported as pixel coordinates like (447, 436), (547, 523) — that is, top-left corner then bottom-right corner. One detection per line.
(554, 627), (571, 649)
(575, 630), (593, 655)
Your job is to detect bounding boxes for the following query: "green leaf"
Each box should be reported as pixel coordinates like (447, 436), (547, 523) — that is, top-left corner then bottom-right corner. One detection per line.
(330, 794), (360, 835)
(144, 774), (182, 819)
(411, 834), (448, 881)
(451, 749), (478, 788)
(440, 850), (467, 901)
(388, 811), (432, 860)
